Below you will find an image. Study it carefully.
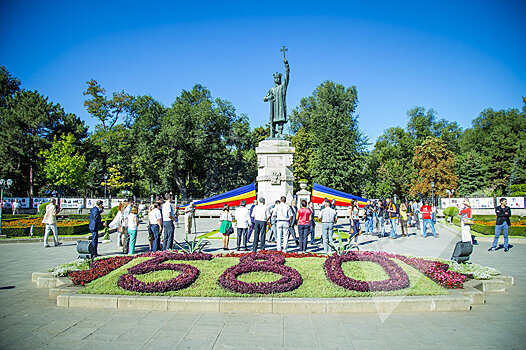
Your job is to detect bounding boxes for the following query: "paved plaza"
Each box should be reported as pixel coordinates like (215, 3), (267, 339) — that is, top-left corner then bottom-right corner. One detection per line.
(0, 219), (525, 349)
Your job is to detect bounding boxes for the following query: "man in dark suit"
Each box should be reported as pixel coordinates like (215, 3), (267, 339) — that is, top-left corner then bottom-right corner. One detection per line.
(89, 200), (104, 256)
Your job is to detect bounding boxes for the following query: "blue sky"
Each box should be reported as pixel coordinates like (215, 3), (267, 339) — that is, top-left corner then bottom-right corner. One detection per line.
(1, 0), (525, 145)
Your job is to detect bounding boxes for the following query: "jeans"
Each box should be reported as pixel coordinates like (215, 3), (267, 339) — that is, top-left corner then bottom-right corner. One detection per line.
(44, 223), (58, 247)
(276, 221), (289, 251)
(237, 227), (248, 250)
(365, 216), (373, 234)
(298, 224), (310, 251)
(247, 222), (255, 241)
(269, 222), (276, 241)
(321, 223), (334, 253)
(422, 219), (437, 237)
(128, 229), (137, 254)
(90, 228), (99, 254)
(350, 219), (360, 242)
(309, 222), (315, 244)
(378, 216), (385, 236)
(288, 224), (299, 245)
(253, 221), (267, 252)
(389, 218), (397, 238)
(150, 224), (160, 252)
(162, 221), (174, 250)
(491, 222), (509, 249)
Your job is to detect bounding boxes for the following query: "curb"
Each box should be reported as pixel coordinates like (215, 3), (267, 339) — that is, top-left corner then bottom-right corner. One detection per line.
(0, 230), (114, 244)
(32, 272), (514, 314)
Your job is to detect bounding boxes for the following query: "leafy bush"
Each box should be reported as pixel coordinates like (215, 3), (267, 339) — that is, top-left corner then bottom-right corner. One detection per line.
(509, 184), (526, 196)
(66, 214), (90, 220)
(452, 216), (525, 236)
(38, 202), (50, 216)
(443, 206), (459, 218)
(109, 206), (119, 219)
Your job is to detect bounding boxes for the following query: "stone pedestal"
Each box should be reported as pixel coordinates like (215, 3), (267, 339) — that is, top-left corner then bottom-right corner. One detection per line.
(256, 140), (295, 203)
(296, 181), (311, 204)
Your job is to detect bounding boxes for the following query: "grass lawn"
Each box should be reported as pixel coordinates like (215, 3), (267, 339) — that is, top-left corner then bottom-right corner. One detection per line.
(80, 256), (447, 297)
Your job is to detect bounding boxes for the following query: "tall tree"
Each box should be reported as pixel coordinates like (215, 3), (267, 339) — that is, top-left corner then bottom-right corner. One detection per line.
(290, 81), (367, 194)
(0, 89), (86, 196)
(410, 137), (458, 197)
(0, 65), (21, 107)
(460, 105), (526, 194)
(39, 134), (86, 193)
(456, 151), (487, 197)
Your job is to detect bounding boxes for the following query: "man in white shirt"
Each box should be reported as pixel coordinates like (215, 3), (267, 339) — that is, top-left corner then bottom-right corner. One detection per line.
(42, 198), (62, 247)
(275, 196), (293, 252)
(148, 202), (163, 252)
(235, 200), (251, 251)
(11, 199), (20, 215)
(251, 198), (270, 252)
(162, 194), (177, 250)
(318, 198), (338, 253)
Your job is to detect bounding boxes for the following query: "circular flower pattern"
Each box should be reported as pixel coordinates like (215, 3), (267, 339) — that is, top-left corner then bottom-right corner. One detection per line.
(324, 252), (410, 292)
(117, 251), (212, 293)
(219, 252), (302, 294)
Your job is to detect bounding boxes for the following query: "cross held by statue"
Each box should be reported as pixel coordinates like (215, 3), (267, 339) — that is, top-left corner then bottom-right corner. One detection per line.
(281, 45), (288, 59)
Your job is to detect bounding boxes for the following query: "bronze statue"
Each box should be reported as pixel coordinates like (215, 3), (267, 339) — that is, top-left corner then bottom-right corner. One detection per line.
(264, 46), (289, 139)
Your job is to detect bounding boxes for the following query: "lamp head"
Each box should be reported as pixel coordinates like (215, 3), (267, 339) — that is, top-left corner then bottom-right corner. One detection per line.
(6, 179), (13, 188)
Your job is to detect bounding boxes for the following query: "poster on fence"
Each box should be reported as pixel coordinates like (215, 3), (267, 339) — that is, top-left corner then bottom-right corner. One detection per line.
(503, 197), (525, 209)
(60, 198), (84, 209)
(85, 198), (109, 208)
(4, 197), (30, 209)
(111, 198), (126, 208)
(441, 198), (464, 208)
(32, 197), (51, 209)
(469, 197), (495, 209)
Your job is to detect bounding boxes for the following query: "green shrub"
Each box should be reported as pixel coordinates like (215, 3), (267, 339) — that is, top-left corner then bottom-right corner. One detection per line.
(38, 202), (51, 216)
(472, 215), (522, 222)
(509, 184), (526, 196)
(66, 214), (90, 220)
(3, 223), (94, 237)
(109, 206), (119, 219)
(443, 206), (459, 218)
(452, 216), (525, 236)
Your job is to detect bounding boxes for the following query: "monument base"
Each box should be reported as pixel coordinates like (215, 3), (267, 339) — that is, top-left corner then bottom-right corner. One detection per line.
(256, 139), (295, 203)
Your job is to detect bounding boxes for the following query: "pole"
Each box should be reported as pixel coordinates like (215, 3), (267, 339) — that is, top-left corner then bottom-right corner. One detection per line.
(0, 187), (3, 237)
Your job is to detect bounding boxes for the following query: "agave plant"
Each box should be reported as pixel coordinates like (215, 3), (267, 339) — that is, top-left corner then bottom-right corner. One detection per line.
(328, 228), (359, 256)
(174, 233), (210, 254)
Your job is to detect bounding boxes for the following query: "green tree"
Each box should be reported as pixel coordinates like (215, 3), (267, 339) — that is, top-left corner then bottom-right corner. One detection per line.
(39, 134), (86, 191)
(0, 89), (86, 196)
(290, 81), (367, 194)
(100, 164), (133, 195)
(460, 105), (526, 194)
(410, 137), (458, 197)
(456, 151), (487, 197)
(0, 65), (21, 107)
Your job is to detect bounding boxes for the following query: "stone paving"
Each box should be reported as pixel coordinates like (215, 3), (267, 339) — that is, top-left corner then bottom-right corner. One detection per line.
(0, 218), (525, 349)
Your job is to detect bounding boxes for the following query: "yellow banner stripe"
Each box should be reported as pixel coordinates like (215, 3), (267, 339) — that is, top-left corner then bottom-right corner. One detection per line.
(195, 190), (256, 208)
(312, 190), (367, 206)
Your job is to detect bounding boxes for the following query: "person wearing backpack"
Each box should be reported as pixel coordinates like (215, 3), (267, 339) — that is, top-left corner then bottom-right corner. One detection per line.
(386, 198), (398, 239)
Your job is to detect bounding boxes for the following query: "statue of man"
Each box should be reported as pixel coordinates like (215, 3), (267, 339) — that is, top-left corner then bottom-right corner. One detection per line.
(264, 58), (289, 139)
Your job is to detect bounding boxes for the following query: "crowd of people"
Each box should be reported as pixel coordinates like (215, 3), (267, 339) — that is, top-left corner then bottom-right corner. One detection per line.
(36, 193), (514, 256)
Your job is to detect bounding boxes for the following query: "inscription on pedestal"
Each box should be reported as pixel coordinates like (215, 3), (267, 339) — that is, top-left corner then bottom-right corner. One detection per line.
(267, 156), (283, 168)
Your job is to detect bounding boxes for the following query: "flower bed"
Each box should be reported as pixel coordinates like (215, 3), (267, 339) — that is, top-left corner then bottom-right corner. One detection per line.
(68, 250), (479, 297)
(117, 252), (213, 293)
(69, 256), (133, 286)
(451, 217), (525, 236)
(324, 252), (410, 292)
(218, 253), (303, 294)
(1, 218), (91, 237)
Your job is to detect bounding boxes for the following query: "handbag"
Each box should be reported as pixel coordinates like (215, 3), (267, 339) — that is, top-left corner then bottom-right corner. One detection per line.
(227, 226), (234, 235)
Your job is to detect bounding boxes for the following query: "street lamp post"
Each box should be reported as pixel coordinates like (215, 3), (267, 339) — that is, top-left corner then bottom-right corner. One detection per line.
(0, 179), (13, 236)
(149, 178), (152, 204)
(431, 181), (435, 207)
(103, 173), (108, 199)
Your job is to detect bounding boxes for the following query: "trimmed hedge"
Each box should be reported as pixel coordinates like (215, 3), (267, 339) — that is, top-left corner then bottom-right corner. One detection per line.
(452, 217), (525, 236)
(471, 215), (523, 222)
(2, 223), (92, 237)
